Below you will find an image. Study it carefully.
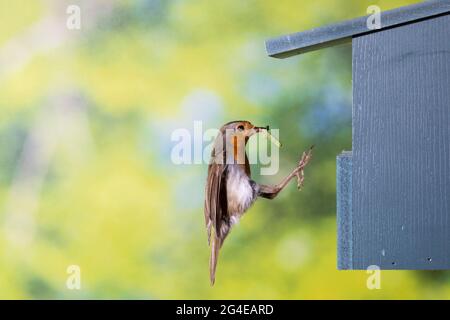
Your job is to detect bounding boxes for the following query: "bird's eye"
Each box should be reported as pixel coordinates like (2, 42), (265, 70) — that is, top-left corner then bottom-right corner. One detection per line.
(237, 125), (245, 131)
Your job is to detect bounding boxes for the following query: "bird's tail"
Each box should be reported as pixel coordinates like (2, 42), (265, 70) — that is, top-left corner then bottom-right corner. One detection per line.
(209, 235), (221, 286)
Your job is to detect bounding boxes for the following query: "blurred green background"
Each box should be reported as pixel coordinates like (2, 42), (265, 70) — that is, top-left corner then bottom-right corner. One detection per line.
(0, 0), (448, 299)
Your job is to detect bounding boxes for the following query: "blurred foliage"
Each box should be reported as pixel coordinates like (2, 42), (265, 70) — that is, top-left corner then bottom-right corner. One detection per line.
(0, 0), (448, 299)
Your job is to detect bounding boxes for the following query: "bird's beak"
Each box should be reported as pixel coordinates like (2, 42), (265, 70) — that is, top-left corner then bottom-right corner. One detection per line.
(255, 126), (282, 148)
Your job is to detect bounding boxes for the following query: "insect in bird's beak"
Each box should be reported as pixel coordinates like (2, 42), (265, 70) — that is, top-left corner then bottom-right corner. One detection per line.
(255, 126), (282, 148)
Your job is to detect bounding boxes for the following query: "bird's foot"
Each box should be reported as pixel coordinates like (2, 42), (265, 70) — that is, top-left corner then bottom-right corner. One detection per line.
(295, 145), (314, 190)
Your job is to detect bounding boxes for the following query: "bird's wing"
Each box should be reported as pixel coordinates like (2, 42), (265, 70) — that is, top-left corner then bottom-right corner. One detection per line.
(204, 160), (228, 245)
(205, 159), (228, 286)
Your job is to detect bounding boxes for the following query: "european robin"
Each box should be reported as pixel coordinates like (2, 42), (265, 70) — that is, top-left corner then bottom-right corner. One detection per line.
(204, 120), (313, 285)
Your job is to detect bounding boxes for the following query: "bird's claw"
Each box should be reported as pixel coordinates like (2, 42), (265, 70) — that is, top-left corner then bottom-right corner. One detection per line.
(295, 145), (314, 190)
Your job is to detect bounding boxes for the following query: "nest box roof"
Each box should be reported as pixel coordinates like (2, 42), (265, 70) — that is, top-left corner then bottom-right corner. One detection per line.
(265, 0), (450, 58)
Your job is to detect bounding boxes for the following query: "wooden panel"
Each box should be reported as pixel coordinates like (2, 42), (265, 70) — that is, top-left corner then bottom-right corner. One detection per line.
(352, 14), (450, 269)
(266, 0), (450, 58)
(337, 151), (353, 270)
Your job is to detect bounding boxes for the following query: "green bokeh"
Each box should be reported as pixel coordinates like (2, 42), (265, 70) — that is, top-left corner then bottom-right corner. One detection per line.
(0, 0), (447, 299)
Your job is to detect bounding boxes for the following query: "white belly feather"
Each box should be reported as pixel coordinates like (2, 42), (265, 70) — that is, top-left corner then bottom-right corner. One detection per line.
(226, 166), (257, 221)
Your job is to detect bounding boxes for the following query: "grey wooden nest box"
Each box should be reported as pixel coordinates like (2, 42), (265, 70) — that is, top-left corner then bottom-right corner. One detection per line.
(265, 0), (450, 270)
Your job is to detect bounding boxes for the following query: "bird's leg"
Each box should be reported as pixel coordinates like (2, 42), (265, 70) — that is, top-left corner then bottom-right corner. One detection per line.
(258, 146), (313, 200)
(295, 147), (313, 190)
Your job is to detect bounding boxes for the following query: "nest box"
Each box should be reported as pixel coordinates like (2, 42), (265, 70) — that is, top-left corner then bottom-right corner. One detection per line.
(265, 0), (450, 270)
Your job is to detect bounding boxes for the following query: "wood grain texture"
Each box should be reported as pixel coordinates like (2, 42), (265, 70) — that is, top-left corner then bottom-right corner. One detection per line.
(352, 14), (450, 269)
(266, 0), (450, 58)
(337, 151), (353, 270)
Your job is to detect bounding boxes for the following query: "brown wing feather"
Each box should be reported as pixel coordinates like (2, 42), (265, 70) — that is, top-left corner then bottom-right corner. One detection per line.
(205, 160), (228, 286)
(204, 132), (229, 285)
(204, 161), (228, 243)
